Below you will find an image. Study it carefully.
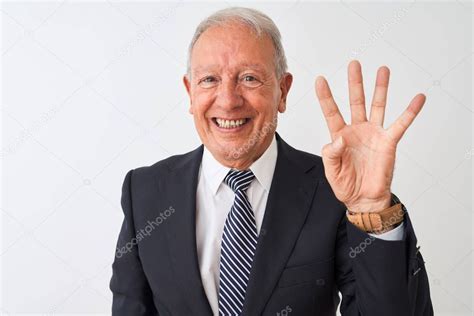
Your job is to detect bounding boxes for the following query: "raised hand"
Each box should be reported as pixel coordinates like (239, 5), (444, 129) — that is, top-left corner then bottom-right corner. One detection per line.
(315, 60), (426, 213)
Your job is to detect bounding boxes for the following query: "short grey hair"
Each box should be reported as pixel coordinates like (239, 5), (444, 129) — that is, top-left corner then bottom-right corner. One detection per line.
(186, 7), (288, 79)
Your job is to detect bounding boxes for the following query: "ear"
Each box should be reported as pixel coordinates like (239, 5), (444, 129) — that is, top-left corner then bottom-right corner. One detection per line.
(278, 72), (293, 113)
(183, 74), (194, 114)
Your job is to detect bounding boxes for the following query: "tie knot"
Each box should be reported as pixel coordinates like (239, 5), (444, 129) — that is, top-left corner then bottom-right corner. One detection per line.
(224, 169), (255, 192)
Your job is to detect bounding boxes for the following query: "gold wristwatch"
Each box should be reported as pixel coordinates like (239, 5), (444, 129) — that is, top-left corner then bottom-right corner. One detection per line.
(346, 194), (405, 234)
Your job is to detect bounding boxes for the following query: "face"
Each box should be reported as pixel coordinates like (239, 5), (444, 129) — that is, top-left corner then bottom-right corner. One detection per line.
(183, 22), (293, 170)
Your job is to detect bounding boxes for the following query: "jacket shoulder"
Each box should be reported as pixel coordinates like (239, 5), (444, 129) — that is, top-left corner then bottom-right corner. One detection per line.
(127, 145), (203, 185)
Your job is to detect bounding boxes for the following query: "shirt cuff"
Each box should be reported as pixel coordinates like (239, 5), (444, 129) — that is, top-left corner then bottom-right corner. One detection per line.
(368, 221), (405, 241)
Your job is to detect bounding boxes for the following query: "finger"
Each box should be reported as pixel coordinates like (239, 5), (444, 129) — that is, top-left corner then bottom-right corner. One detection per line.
(369, 66), (390, 126)
(387, 94), (426, 143)
(322, 136), (346, 176)
(315, 76), (346, 141)
(348, 60), (367, 124)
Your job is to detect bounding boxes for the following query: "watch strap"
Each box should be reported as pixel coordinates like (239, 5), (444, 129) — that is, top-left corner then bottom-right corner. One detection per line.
(347, 203), (404, 233)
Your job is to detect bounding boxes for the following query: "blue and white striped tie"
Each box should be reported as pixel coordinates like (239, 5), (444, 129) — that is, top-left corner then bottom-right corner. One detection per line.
(218, 169), (258, 316)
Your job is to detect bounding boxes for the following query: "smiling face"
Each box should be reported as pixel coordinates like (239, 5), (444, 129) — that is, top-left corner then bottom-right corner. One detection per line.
(183, 21), (293, 170)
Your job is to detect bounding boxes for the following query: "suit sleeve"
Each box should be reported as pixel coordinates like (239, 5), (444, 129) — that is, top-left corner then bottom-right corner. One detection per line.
(335, 201), (434, 316)
(110, 169), (159, 315)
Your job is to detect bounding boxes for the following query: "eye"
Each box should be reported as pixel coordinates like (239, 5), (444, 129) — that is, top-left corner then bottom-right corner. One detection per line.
(203, 77), (216, 83)
(241, 75), (262, 87)
(199, 76), (218, 88)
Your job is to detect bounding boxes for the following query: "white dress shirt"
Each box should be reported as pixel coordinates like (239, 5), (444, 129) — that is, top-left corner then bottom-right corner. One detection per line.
(195, 134), (404, 315)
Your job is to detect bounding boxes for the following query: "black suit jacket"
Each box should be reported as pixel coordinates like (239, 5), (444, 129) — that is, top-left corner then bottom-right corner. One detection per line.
(110, 133), (433, 315)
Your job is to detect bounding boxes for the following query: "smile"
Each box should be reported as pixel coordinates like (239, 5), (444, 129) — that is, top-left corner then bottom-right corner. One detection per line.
(212, 118), (250, 129)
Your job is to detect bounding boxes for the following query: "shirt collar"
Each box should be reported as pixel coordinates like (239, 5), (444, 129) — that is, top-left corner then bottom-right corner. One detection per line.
(201, 134), (278, 195)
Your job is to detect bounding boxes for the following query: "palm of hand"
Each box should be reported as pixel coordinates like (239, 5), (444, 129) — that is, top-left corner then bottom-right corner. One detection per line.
(329, 122), (396, 208)
(315, 61), (426, 212)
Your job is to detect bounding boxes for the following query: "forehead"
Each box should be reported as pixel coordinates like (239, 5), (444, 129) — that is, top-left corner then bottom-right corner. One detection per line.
(193, 62), (267, 75)
(190, 22), (275, 74)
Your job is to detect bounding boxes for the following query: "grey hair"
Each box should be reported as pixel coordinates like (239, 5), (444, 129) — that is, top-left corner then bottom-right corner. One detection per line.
(186, 7), (288, 79)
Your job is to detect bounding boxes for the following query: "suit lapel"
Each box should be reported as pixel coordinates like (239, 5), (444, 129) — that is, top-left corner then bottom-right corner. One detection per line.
(158, 145), (213, 315)
(242, 134), (321, 315)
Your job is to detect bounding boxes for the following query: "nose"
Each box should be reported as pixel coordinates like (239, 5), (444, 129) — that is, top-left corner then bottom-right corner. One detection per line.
(215, 79), (244, 110)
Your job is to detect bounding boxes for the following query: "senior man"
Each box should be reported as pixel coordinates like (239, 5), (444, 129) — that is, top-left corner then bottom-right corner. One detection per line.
(110, 7), (433, 316)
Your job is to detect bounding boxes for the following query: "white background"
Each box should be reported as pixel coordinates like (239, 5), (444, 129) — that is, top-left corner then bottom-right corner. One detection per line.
(1, 1), (472, 315)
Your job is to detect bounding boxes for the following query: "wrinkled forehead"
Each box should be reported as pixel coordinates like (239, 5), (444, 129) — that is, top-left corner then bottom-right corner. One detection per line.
(193, 62), (269, 77)
(189, 22), (276, 77)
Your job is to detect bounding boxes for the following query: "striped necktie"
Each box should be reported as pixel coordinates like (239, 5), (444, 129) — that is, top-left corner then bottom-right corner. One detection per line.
(218, 169), (258, 316)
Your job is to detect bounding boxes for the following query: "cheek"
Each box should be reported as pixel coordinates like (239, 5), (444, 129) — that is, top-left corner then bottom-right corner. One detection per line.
(247, 91), (279, 117)
(192, 94), (213, 118)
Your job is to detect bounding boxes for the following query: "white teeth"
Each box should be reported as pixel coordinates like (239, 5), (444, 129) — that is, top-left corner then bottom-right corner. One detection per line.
(216, 118), (247, 128)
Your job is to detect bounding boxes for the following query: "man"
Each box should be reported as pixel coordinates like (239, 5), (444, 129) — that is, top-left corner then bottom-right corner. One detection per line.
(110, 7), (433, 316)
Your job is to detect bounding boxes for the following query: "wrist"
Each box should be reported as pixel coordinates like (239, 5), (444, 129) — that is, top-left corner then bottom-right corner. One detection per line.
(346, 194), (392, 213)
(346, 199), (405, 233)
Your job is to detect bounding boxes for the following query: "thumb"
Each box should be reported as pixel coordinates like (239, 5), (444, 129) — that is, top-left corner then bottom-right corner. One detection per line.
(322, 136), (345, 174)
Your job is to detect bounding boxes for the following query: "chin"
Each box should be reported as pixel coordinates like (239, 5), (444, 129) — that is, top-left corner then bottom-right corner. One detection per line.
(230, 142), (259, 162)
